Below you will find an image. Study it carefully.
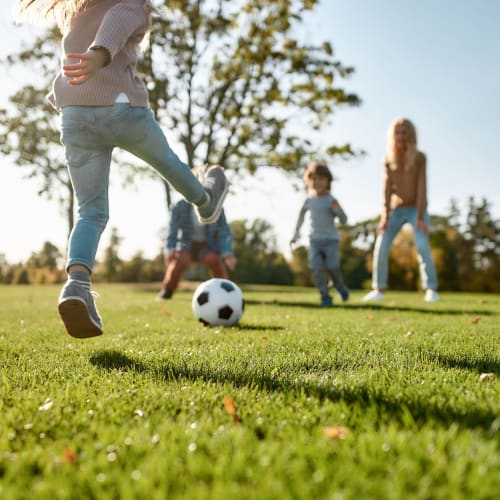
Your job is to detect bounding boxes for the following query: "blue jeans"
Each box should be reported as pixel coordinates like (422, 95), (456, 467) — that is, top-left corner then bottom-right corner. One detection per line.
(60, 104), (206, 272)
(309, 238), (348, 298)
(372, 207), (438, 290)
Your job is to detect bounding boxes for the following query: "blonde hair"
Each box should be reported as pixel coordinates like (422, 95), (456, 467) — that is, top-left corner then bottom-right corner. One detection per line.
(386, 117), (418, 171)
(15, 0), (92, 27)
(16, 0), (154, 28)
(303, 161), (333, 191)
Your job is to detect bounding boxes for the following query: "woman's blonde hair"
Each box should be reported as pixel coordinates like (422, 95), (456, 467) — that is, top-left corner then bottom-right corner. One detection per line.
(304, 161), (333, 191)
(386, 117), (418, 171)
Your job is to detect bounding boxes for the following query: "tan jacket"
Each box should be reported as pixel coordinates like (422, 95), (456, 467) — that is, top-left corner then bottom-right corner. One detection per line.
(48, 0), (151, 110)
(381, 151), (427, 223)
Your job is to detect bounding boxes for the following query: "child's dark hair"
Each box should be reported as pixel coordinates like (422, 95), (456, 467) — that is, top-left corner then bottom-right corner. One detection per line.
(304, 161), (333, 190)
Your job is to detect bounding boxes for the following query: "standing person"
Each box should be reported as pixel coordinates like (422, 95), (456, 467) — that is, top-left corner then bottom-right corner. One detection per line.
(290, 161), (349, 307)
(15, 0), (228, 338)
(363, 118), (439, 302)
(158, 198), (237, 300)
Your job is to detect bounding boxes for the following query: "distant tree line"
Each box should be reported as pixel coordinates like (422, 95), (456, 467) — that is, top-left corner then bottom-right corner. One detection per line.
(1, 197), (498, 292)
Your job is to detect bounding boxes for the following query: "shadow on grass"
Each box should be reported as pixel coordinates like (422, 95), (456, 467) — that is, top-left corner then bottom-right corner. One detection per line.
(89, 350), (148, 373)
(90, 349), (497, 431)
(433, 354), (500, 374)
(245, 298), (496, 316)
(235, 324), (285, 331)
(159, 363), (497, 431)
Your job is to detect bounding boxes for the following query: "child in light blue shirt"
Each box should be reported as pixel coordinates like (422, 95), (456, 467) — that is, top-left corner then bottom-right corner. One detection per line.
(291, 161), (349, 307)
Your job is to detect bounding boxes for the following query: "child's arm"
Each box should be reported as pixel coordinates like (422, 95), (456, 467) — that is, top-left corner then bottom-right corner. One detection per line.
(331, 198), (347, 225)
(290, 202), (308, 244)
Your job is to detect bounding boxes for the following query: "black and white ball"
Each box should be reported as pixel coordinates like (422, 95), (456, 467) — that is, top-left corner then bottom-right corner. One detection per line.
(192, 278), (244, 326)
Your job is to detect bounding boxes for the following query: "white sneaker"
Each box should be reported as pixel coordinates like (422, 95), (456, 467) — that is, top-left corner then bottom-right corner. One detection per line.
(362, 290), (385, 301)
(424, 289), (439, 302)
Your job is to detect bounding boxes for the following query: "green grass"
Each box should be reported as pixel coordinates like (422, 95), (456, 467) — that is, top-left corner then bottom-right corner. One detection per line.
(0, 284), (498, 499)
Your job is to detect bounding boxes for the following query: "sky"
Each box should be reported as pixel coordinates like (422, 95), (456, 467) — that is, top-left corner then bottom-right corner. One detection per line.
(1, 0), (499, 264)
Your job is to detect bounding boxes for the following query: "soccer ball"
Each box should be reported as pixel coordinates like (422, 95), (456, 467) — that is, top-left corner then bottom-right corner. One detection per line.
(192, 278), (244, 327)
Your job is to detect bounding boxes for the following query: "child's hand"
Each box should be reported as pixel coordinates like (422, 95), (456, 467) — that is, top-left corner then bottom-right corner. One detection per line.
(63, 48), (110, 85)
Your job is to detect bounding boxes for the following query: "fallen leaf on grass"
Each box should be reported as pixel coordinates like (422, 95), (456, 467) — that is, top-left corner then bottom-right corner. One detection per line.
(160, 307), (170, 316)
(62, 447), (77, 465)
(224, 396), (242, 425)
(479, 373), (495, 381)
(323, 425), (349, 440)
(468, 316), (481, 324)
(365, 315), (374, 321)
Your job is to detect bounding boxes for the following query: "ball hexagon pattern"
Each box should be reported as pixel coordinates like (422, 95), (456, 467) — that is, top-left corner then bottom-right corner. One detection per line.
(192, 278), (244, 326)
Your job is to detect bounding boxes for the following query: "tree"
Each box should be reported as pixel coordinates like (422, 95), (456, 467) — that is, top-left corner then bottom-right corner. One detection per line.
(230, 218), (293, 284)
(289, 245), (313, 286)
(142, 0), (360, 173)
(95, 227), (124, 283)
(1, 0), (360, 235)
(0, 29), (75, 239)
(460, 197), (500, 291)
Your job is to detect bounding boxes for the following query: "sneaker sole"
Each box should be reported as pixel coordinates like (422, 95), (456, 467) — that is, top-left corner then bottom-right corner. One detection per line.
(199, 178), (229, 224)
(58, 298), (103, 339)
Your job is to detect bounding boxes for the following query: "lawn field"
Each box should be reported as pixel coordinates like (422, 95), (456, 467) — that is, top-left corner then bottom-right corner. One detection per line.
(0, 284), (498, 499)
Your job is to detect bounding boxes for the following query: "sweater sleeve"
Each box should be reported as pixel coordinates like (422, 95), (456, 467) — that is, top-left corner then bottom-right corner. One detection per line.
(292, 201), (308, 241)
(416, 153), (427, 221)
(91, 1), (151, 59)
(332, 197), (347, 225)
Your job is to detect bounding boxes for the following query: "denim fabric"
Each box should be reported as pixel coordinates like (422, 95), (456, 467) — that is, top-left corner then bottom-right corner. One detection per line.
(60, 104), (205, 272)
(309, 238), (347, 298)
(166, 200), (233, 256)
(372, 207), (438, 290)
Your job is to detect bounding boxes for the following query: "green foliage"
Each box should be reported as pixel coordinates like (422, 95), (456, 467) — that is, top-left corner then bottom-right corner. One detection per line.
(0, 285), (498, 498)
(0, 28), (75, 237)
(0, 198), (497, 290)
(230, 218), (294, 284)
(96, 227), (124, 283)
(1, 1), (361, 236)
(135, 0), (361, 171)
(289, 245), (313, 286)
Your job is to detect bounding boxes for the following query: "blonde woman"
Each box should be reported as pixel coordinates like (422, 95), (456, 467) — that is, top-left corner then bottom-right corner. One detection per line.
(15, 0), (228, 338)
(363, 118), (439, 302)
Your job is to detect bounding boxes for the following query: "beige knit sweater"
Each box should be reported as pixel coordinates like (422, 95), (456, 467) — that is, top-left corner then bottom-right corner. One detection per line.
(48, 0), (151, 110)
(381, 151), (428, 223)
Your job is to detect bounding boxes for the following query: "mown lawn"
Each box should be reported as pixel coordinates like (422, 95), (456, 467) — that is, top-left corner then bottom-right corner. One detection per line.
(0, 284), (498, 499)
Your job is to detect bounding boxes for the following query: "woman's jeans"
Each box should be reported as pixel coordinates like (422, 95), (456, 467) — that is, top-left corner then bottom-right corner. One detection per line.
(60, 104), (206, 272)
(372, 207), (438, 290)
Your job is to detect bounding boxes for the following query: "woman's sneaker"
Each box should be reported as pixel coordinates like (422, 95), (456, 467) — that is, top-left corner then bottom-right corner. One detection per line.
(362, 290), (385, 302)
(58, 280), (103, 338)
(424, 289), (439, 302)
(196, 166), (228, 224)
